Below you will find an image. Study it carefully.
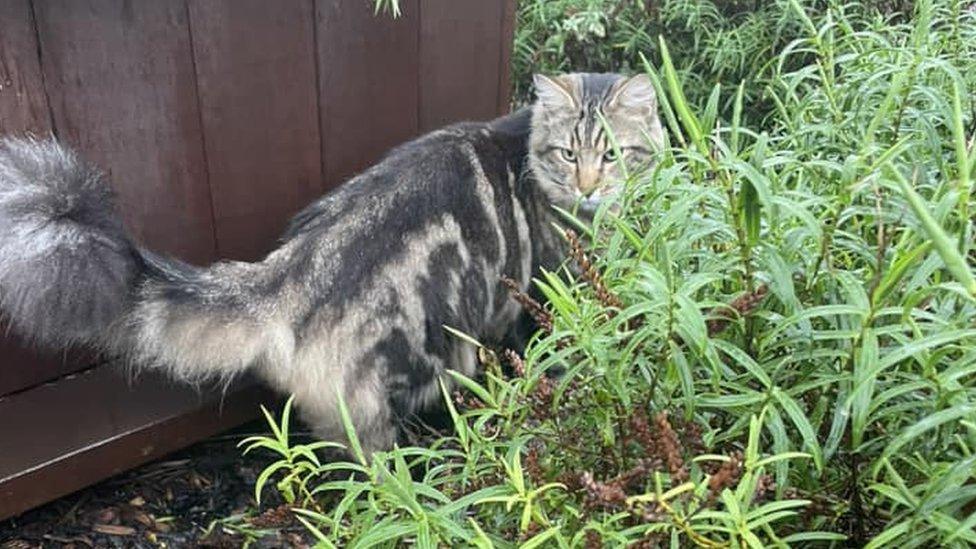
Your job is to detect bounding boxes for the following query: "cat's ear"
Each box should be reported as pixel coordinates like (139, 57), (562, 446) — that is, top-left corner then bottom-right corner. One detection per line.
(533, 74), (578, 110)
(607, 74), (657, 112)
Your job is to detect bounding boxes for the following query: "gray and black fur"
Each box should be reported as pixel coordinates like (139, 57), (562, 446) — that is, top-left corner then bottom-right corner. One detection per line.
(0, 73), (661, 451)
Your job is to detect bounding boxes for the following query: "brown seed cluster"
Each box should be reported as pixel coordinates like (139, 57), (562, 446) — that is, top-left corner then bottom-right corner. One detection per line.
(519, 521), (543, 542)
(501, 276), (553, 334)
(453, 390), (484, 410)
(628, 535), (664, 549)
(503, 348), (526, 377)
(565, 228), (624, 311)
(249, 503), (294, 529)
(655, 412), (689, 483)
(708, 451), (743, 499)
(629, 410), (691, 483)
(581, 470), (629, 509)
(584, 530), (603, 549)
(707, 284), (769, 336)
(527, 374), (556, 420)
(524, 446), (544, 483)
(754, 474), (776, 501)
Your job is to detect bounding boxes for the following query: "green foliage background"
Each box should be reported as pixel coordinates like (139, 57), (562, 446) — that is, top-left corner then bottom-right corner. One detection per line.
(236, 1), (976, 546)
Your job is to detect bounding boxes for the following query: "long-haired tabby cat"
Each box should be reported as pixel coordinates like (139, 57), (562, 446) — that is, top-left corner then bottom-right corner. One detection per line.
(0, 73), (662, 451)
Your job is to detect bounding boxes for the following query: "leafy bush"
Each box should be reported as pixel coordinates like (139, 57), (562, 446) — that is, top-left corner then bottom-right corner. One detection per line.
(511, 0), (795, 105)
(510, 0), (923, 109)
(231, 0), (976, 546)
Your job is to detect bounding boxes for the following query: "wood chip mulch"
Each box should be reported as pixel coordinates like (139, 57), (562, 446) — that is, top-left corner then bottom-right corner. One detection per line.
(0, 421), (314, 548)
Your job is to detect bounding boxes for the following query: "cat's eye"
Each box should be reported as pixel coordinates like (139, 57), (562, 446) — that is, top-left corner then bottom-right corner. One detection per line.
(559, 148), (577, 162)
(602, 149), (620, 162)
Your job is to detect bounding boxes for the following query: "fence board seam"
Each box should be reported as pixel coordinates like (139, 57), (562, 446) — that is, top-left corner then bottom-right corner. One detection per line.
(311, 0), (327, 194)
(183, 0), (221, 260)
(497, 0), (516, 114)
(416, 0), (424, 139)
(26, 0), (57, 136)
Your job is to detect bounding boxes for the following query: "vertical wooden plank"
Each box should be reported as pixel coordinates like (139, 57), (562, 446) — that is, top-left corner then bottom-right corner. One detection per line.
(0, 0), (85, 396)
(33, 0), (216, 264)
(497, 0), (517, 114)
(187, 0), (323, 261)
(0, 0), (51, 134)
(315, 0), (420, 188)
(419, 0), (505, 132)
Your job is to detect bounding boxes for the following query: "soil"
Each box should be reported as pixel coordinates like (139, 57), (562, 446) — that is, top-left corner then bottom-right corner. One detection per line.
(0, 421), (314, 548)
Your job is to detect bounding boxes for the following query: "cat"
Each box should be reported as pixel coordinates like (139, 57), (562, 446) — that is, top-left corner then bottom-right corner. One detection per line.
(0, 72), (663, 452)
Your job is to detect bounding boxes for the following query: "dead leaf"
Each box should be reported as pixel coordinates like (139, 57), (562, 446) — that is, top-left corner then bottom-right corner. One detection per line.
(42, 535), (92, 548)
(92, 524), (135, 536)
(93, 507), (118, 524)
(133, 511), (153, 527)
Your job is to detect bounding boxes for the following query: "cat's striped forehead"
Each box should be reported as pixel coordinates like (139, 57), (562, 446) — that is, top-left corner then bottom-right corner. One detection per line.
(564, 73), (626, 148)
(576, 73), (626, 101)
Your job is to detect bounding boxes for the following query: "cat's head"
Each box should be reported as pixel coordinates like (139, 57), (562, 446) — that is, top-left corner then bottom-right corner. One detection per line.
(528, 73), (664, 212)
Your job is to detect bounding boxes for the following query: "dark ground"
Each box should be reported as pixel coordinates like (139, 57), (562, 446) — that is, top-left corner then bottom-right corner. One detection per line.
(0, 421), (315, 548)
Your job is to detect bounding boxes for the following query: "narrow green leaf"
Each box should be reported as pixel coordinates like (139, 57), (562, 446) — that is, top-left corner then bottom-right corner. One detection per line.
(336, 388), (368, 466)
(520, 528), (561, 549)
(772, 388), (824, 471)
(864, 520), (911, 549)
(657, 37), (706, 155)
(878, 405), (976, 472)
(892, 167), (976, 298)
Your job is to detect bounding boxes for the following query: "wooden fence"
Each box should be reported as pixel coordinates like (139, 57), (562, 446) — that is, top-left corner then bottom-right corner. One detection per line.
(0, 0), (515, 519)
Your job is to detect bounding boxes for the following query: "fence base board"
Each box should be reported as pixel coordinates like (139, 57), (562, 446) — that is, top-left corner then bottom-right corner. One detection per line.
(0, 363), (274, 520)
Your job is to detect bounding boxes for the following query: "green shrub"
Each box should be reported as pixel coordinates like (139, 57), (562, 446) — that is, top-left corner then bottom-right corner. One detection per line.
(511, 0), (799, 106)
(233, 1), (976, 546)
(510, 0), (925, 111)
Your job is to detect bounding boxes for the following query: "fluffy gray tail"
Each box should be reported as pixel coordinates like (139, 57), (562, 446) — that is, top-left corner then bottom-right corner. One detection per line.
(0, 137), (291, 382)
(0, 137), (139, 348)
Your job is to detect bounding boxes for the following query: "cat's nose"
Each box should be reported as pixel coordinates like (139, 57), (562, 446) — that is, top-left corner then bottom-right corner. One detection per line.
(578, 169), (600, 196)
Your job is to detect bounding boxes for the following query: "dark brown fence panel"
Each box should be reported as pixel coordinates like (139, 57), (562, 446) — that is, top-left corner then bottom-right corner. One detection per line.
(316, 0), (421, 188)
(33, 0), (217, 264)
(419, 0), (506, 132)
(188, 0), (324, 261)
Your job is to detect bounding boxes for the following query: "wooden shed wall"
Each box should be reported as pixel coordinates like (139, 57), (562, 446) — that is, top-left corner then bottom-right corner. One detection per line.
(0, 0), (515, 519)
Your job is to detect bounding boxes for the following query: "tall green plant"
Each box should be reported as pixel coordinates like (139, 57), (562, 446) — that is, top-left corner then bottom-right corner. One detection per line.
(511, 0), (808, 107)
